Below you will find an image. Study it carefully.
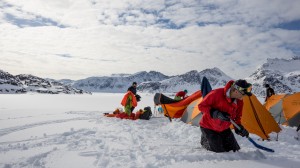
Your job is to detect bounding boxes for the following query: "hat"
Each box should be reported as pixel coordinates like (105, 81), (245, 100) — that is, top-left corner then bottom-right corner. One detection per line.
(132, 82), (137, 85)
(265, 84), (270, 88)
(184, 89), (188, 93)
(234, 79), (252, 96)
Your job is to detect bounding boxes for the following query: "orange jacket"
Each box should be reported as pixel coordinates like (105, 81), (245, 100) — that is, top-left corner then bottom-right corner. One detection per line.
(121, 91), (137, 107)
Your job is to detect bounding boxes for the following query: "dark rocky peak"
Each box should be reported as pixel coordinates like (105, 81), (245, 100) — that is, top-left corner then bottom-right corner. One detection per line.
(0, 70), (22, 86)
(16, 74), (51, 87)
(177, 70), (201, 83)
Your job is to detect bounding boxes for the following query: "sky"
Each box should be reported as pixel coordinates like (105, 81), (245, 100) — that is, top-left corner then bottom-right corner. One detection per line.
(0, 0), (300, 80)
(0, 93), (299, 167)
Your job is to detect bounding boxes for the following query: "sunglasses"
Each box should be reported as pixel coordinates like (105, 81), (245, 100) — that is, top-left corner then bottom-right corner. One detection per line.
(233, 83), (252, 96)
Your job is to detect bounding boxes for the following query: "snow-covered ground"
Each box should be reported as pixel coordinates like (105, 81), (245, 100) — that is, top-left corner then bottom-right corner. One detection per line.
(0, 93), (299, 168)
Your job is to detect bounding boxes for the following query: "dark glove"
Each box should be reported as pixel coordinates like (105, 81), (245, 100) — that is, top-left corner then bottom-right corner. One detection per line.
(234, 124), (249, 137)
(210, 110), (230, 121)
(135, 94), (141, 102)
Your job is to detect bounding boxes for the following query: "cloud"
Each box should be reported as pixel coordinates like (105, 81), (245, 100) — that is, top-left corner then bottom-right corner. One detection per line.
(0, 0), (299, 80)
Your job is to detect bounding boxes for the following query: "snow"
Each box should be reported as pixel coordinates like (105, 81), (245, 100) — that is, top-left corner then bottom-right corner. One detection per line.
(0, 93), (299, 168)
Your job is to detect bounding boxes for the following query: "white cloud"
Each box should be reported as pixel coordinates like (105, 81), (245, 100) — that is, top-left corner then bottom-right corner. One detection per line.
(0, 0), (299, 80)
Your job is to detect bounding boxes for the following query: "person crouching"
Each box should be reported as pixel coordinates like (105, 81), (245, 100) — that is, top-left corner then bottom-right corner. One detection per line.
(198, 79), (252, 152)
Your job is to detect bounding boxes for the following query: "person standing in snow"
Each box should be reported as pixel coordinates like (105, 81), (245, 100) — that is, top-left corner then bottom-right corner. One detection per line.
(121, 82), (139, 116)
(174, 89), (188, 100)
(127, 82), (137, 96)
(264, 84), (275, 102)
(128, 82), (141, 102)
(198, 79), (252, 152)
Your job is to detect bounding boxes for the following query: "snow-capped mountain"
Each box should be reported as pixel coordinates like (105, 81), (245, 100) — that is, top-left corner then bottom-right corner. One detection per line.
(1, 68), (232, 94)
(246, 57), (300, 97)
(0, 70), (25, 93)
(3, 57), (299, 95)
(72, 68), (232, 93)
(72, 71), (169, 93)
(54, 79), (75, 86)
(138, 68), (232, 93)
(0, 70), (89, 94)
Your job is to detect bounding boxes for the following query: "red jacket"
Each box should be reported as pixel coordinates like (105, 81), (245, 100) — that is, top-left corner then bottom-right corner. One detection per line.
(175, 91), (187, 98)
(198, 80), (243, 132)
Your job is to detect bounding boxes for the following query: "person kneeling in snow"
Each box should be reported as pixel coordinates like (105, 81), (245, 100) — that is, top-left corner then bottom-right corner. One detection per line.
(174, 89), (188, 101)
(198, 79), (252, 152)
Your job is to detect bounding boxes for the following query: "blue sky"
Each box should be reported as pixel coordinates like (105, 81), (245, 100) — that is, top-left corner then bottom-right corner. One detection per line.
(0, 0), (300, 79)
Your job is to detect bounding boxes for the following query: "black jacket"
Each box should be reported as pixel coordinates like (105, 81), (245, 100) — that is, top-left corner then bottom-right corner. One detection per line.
(266, 87), (275, 97)
(265, 87), (275, 101)
(127, 86), (137, 95)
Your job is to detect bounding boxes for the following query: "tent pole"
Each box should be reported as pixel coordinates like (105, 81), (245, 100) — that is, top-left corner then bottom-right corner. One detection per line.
(163, 104), (172, 122)
(248, 96), (269, 139)
(153, 105), (157, 117)
(276, 111), (282, 141)
(230, 119), (274, 152)
(296, 124), (300, 141)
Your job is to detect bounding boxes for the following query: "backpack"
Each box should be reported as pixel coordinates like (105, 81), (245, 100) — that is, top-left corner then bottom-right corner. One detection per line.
(139, 106), (152, 120)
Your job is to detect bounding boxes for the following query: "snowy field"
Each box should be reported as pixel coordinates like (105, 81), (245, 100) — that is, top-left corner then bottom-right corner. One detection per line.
(0, 93), (299, 168)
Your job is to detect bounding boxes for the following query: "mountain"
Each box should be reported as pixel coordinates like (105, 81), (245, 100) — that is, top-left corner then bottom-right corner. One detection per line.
(0, 70), (25, 93)
(1, 68), (232, 94)
(3, 58), (299, 95)
(73, 68), (233, 93)
(55, 79), (75, 86)
(72, 71), (169, 93)
(138, 68), (232, 93)
(246, 57), (300, 97)
(0, 70), (89, 94)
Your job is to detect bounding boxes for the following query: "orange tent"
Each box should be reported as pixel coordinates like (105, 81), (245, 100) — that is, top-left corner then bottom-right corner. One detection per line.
(155, 91), (202, 118)
(264, 92), (300, 127)
(181, 94), (281, 140)
(242, 95), (281, 139)
(180, 97), (203, 126)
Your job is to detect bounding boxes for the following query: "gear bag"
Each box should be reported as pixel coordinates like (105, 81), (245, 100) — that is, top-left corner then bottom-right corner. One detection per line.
(139, 106), (152, 120)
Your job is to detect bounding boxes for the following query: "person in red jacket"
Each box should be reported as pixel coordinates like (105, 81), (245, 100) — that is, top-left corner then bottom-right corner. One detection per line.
(174, 89), (188, 100)
(198, 79), (252, 152)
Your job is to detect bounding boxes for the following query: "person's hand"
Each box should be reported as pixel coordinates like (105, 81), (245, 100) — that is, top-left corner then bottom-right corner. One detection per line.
(210, 110), (230, 121)
(234, 124), (249, 137)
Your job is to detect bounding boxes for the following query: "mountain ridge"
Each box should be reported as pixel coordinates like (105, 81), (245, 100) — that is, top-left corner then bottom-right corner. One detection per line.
(1, 58), (299, 96)
(246, 57), (300, 97)
(0, 70), (89, 94)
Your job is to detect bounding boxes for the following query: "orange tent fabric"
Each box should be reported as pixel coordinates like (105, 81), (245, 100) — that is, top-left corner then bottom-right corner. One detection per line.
(180, 97), (203, 126)
(241, 95), (281, 139)
(264, 94), (286, 111)
(181, 94), (281, 140)
(264, 92), (300, 127)
(161, 91), (202, 118)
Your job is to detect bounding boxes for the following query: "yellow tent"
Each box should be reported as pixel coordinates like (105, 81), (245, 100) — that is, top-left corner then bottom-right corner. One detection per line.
(264, 92), (300, 127)
(181, 95), (281, 140)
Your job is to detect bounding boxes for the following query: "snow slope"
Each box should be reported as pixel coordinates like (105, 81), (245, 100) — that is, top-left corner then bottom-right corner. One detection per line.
(0, 94), (299, 168)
